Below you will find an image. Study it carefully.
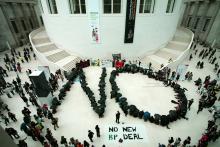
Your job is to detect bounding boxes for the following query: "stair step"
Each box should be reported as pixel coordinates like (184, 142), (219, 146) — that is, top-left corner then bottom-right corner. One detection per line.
(35, 42), (53, 48)
(44, 49), (63, 56)
(161, 48), (182, 56)
(63, 57), (81, 71)
(56, 56), (77, 67)
(148, 55), (168, 65)
(47, 50), (70, 63)
(36, 44), (58, 53)
(33, 37), (50, 45)
(155, 50), (178, 60)
(166, 42), (188, 51)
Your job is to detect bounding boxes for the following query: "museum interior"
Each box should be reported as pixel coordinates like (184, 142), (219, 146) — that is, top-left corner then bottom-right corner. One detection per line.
(0, 0), (220, 147)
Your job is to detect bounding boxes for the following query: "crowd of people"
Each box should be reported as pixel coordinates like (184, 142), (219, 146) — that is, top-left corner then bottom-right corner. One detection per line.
(0, 37), (220, 147)
(0, 45), (94, 147)
(109, 63), (189, 129)
(158, 38), (220, 147)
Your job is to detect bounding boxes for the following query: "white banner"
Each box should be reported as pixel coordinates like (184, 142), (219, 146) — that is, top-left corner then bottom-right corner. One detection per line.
(176, 64), (189, 81)
(104, 124), (148, 144)
(88, 0), (100, 43)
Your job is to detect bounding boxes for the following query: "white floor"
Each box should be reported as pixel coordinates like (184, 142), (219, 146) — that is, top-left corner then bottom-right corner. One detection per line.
(0, 45), (220, 147)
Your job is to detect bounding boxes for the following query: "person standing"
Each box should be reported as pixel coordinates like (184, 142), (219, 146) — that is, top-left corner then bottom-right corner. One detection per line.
(51, 117), (59, 130)
(188, 99), (194, 110)
(84, 140), (90, 147)
(8, 112), (17, 122)
(88, 130), (94, 142)
(183, 136), (191, 146)
(18, 137), (28, 147)
(95, 125), (100, 137)
(43, 141), (50, 147)
(197, 99), (204, 114)
(149, 62), (152, 69)
(176, 74), (180, 81)
(60, 136), (68, 147)
(138, 61), (141, 67)
(21, 94), (30, 107)
(189, 54), (193, 61)
(1, 114), (10, 126)
(116, 111), (120, 124)
(17, 62), (21, 73)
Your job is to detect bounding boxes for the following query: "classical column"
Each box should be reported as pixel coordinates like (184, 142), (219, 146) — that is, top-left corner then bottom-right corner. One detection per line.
(31, 4), (40, 27)
(28, 3), (39, 28)
(202, 0), (220, 41)
(189, 1), (200, 29)
(11, 2), (26, 42)
(195, 1), (210, 34)
(0, 2), (19, 46)
(181, 2), (191, 26)
(20, 3), (32, 32)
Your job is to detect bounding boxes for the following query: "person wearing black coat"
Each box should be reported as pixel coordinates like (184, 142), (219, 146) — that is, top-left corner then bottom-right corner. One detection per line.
(60, 136), (68, 147)
(88, 130), (94, 142)
(95, 125), (100, 137)
(21, 94), (30, 107)
(5, 127), (20, 139)
(200, 62), (204, 69)
(50, 138), (58, 147)
(8, 112), (17, 122)
(84, 140), (90, 147)
(18, 137), (28, 147)
(116, 111), (120, 124)
(188, 99), (194, 110)
(160, 115), (170, 129)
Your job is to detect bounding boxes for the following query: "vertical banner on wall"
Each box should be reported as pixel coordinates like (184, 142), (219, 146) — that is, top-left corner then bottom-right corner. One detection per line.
(88, 0), (100, 44)
(124, 0), (137, 43)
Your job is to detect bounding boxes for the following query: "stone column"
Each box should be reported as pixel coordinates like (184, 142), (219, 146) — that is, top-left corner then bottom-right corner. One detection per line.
(20, 3), (32, 33)
(11, 2), (27, 44)
(190, 1), (200, 30)
(203, 0), (220, 41)
(0, 2), (19, 46)
(181, 2), (191, 26)
(28, 3), (39, 28)
(195, 1), (210, 35)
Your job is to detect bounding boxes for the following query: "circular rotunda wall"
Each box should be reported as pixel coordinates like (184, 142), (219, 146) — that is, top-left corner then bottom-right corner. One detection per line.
(40, 0), (184, 58)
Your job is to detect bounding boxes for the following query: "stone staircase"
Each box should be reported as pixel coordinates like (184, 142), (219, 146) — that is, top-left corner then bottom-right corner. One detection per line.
(31, 30), (80, 71)
(141, 29), (192, 70)
(30, 27), (192, 72)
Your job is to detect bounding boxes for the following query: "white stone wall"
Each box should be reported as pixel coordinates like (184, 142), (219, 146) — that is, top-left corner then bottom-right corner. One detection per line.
(40, 0), (183, 58)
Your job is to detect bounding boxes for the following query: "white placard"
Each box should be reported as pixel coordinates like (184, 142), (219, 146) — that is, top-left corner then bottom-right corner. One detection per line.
(88, 0), (100, 43)
(104, 124), (148, 144)
(176, 64), (189, 81)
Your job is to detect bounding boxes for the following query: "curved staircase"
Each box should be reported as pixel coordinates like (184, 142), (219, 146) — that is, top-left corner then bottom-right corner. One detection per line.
(30, 27), (193, 71)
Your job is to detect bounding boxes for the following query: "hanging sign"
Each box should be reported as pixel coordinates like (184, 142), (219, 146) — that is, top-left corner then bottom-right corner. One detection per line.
(124, 0), (137, 43)
(88, 0), (101, 44)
